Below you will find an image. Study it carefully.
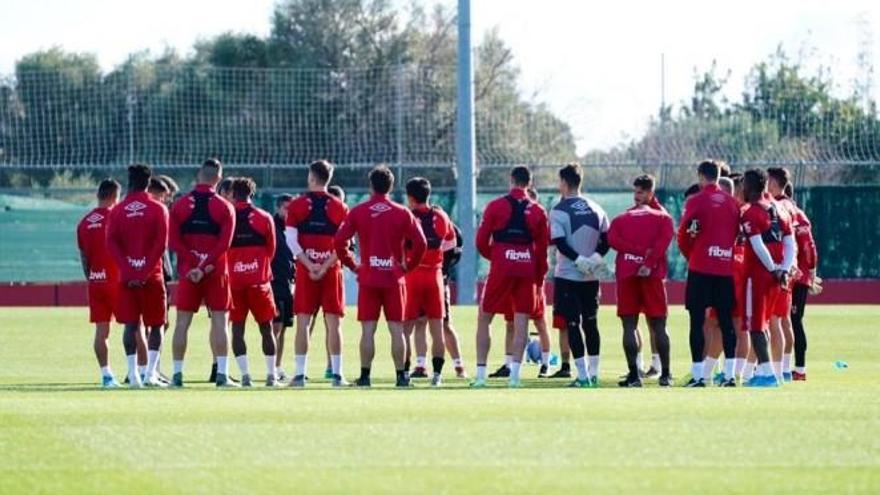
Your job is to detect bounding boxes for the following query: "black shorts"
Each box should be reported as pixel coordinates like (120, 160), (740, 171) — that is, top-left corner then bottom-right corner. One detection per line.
(685, 271), (734, 312)
(553, 278), (600, 324)
(272, 281), (294, 328)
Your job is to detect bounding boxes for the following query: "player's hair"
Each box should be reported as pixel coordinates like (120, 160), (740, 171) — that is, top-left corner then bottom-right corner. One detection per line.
(719, 162), (732, 177)
(231, 177), (256, 201)
(633, 174), (655, 191)
(158, 174), (179, 195)
(526, 187), (538, 201)
(767, 167), (790, 188)
(718, 177), (734, 195)
(697, 160), (723, 181)
(97, 178), (120, 200)
(200, 158), (222, 182)
(683, 183), (700, 198)
(327, 185), (345, 202)
(783, 182), (794, 198)
(511, 166), (532, 187)
(368, 164), (394, 194)
(309, 160), (334, 186)
(127, 164), (152, 191)
(743, 168), (767, 202)
(218, 177), (234, 196)
(148, 177), (169, 195)
(275, 193), (294, 208)
(405, 177), (431, 204)
(558, 163), (582, 189)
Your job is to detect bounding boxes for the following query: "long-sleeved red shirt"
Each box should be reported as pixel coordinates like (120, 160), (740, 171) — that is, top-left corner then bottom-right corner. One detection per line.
(608, 204), (674, 279)
(793, 205), (817, 286)
(77, 206), (119, 285)
(741, 195), (793, 276)
(677, 183), (741, 276)
(334, 193), (427, 288)
(107, 191), (168, 284)
(286, 191), (348, 271)
(407, 204), (456, 270)
(228, 201), (276, 289)
(169, 184), (235, 278)
(476, 188), (549, 281)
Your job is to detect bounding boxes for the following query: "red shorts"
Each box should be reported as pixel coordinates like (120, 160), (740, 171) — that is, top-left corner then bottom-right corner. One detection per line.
(404, 268), (444, 320)
(294, 267), (344, 316)
(176, 273), (231, 312)
(481, 272), (535, 315)
(616, 276), (667, 318)
(553, 313), (566, 330)
(116, 279), (166, 327)
(742, 272), (782, 333)
(772, 289), (792, 317)
(358, 283), (406, 322)
(88, 282), (118, 323)
(504, 284), (545, 321)
(230, 283), (277, 324)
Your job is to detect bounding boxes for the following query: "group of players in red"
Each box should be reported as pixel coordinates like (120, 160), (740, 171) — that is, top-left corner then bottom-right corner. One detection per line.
(77, 157), (817, 389)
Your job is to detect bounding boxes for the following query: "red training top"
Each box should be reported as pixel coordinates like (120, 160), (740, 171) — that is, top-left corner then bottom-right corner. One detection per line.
(476, 188), (549, 281)
(169, 184), (235, 278)
(741, 194), (793, 276)
(608, 204), (674, 280)
(228, 201), (276, 289)
(677, 183), (741, 276)
(285, 191), (348, 271)
(793, 205), (817, 286)
(107, 191), (168, 284)
(408, 204), (456, 270)
(334, 193), (427, 288)
(77, 206), (120, 285)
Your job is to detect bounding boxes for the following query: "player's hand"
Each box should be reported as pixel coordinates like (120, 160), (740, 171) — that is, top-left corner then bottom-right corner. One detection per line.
(126, 279), (144, 289)
(574, 255), (592, 275)
(204, 264), (214, 275)
(686, 219), (701, 238)
(637, 265), (652, 277)
(187, 268), (204, 283)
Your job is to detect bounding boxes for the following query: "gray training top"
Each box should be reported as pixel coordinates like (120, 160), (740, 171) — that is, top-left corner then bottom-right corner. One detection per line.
(550, 194), (609, 282)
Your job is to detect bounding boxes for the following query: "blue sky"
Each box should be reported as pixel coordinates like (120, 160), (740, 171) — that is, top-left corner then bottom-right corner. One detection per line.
(1, 0), (877, 153)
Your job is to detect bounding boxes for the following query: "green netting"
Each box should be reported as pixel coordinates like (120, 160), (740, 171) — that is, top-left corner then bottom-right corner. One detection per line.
(1, 187), (877, 283)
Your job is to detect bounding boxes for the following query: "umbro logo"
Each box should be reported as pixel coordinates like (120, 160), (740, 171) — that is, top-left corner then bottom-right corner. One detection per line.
(86, 213), (104, 223)
(125, 201), (146, 213)
(125, 201), (147, 218)
(369, 203), (391, 213)
(570, 200), (592, 216)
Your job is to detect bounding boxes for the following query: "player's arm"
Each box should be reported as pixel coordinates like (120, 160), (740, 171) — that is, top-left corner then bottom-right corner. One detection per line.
(607, 216), (647, 257)
(676, 197), (697, 257)
(442, 223), (463, 274)
(333, 215), (358, 271)
(143, 206), (169, 282)
(595, 211), (611, 256)
(264, 211), (277, 260)
(532, 208), (550, 282)
(645, 214), (675, 269)
(475, 204), (494, 260)
(200, 201), (234, 270)
(549, 209), (577, 261)
(404, 213), (427, 271)
(106, 211), (134, 283)
(76, 224), (90, 279)
(796, 216), (817, 270)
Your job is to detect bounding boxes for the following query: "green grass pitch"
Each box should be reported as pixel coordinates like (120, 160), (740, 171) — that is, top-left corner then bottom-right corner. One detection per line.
(1, 305), (878, 494)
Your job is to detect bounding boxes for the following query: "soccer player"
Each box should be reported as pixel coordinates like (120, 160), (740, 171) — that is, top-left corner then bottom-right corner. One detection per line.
(740, 169), (795, 387)
(270, 193), (295, 381)
(766, 167), (799, 381)
(787, 183), (817, 381)
(440, 222), (468, 378)
(224, 178), (278, 387)
(77, 179), (122, 387)
(169, 158), (237, 387)
(608, 174), (674, 387)
(677, 160), (740, 387)
(285, 160), (350, 387)
(334, 165), (427, 388)
(550, 163), (608, 388)
(401, 177), (456, 387)
(106, 165), (169, 388)
(472, 166), (549, 388)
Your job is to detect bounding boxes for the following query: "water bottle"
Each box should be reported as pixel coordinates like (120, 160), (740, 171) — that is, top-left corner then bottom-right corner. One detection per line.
(834, 360), (848, 370)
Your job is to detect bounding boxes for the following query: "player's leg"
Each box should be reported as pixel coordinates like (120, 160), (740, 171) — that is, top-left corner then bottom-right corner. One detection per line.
(355, 285), (382, 387)
(775, 291), (795, 381)
(291, 312), (313, 387)
(745, 277), (777, 387)
(441, 283), (466, 377)
(618, 314), (642, 387)
(641, 277), (672, 386)
(209, 309), (234, 387)
(142, 323), (165, 386)
(258, 320), (277, 385)
(701, 315), (722, 384)
(136, 325), (148, 380)
(473, 308), (494, 387)
(488, 318), (514, 377)
(93, 322), (118, 387)
(790, 283), (809, 380)
(560, 278), (589, 385)
(324, 313), (346, 385)
(550, 319), (572, 378)
(647, 328), (661, 378)
(122, 322), (146, 387)
(534, 316), (552, 378)
(403, 319), (415, 374)
(412, 320), (429, 377)
(507, 278), (537, 387)
(427, 318), (445, 385)
(684, 272), (708, 386)
(231, 321), (250, 385)
(647, 316), (671, 386)
(272, 281), (292, 381)
(171, 310), (194, 386)
(734, 317), (750, 381)
(581, 281), (602, 384)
